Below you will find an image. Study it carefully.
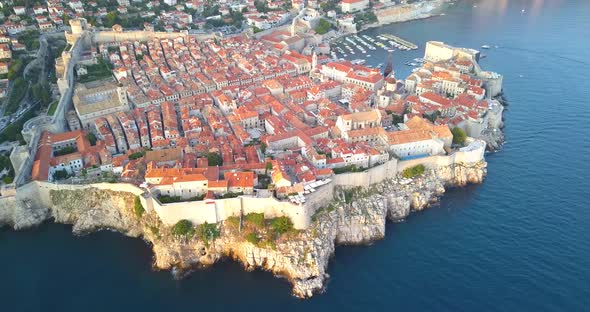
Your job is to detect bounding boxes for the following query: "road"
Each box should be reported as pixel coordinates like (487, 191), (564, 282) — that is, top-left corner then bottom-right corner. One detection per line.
(0, 32), (65, 134)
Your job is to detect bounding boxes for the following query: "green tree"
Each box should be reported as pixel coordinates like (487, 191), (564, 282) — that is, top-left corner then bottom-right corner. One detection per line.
(314, 18), (332, 35)
(31, 82), (51, 106)
(254, 0), (270, 13)
(402, 164), (426, 179)
(265, 161), (272, 175)
(7, 59), (24, 81)
(451, 127), (467, 145)
(270, 217), (293, 235)
(86, 132), (97, 146)
(129, 150), (146, 160)
(134, 196), (145, 218)
(52, 169), (70, 180)
(244, 232), (260, 244)
(206, 152), (223, 166)
(104, 11), (120, 28)
(244, 213), (265, 228)
(62, 14), (70, 26)
(171, 219), (195, 237)
(196, 222), (220, 246)
(260, 142), (267, 154)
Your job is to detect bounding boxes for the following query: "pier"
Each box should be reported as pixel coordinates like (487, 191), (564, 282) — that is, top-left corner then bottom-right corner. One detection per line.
(381, 34), (418, 50)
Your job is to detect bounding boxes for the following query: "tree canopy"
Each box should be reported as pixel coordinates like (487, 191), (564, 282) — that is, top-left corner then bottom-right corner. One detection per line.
(451, 127), (467, 145)
(171, 219), (195, 237)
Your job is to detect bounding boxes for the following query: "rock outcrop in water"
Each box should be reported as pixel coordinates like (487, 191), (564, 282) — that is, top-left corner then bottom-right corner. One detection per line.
(0, 161), (486, 298)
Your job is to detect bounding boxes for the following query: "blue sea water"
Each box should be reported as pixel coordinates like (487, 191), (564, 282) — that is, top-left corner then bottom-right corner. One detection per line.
(2, 0), (590, 310)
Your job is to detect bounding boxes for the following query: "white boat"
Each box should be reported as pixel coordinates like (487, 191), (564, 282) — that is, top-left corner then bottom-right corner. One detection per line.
(481, 45), (491, 49)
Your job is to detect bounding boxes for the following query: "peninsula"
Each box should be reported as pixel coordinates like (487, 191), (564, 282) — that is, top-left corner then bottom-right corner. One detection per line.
(0, 5), (505, 298)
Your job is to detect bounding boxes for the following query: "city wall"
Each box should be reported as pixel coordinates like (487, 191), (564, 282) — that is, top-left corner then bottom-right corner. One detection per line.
(91, 30), (214, 44)
(332, 140), (485, 188)
(18, 179), (332, 230)
(9, 141), (484, 230)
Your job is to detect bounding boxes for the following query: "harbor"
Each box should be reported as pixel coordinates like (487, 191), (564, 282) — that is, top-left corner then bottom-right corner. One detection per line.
(330, 32), (422, 74)
(331, 33), (418, 62)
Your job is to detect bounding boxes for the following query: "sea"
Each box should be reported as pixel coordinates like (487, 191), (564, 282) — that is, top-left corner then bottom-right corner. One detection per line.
(2, 0), (590, 310)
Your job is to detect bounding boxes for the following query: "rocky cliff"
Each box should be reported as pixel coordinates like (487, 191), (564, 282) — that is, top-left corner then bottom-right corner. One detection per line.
(0, 161), (486, 298)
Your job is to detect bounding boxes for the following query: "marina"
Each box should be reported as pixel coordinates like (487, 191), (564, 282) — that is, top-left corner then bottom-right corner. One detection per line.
(331, 33), (419, 60)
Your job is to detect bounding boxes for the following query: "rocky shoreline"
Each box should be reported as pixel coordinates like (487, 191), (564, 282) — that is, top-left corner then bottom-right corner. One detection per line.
(0, 160), (487, 298)
(483, 94), (509, 152)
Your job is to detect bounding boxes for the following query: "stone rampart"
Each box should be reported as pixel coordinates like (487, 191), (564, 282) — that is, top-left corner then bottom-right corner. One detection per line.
(91, 30), (214, 44)
(332, 158), (398, 188)
(11, 141), (485, 230)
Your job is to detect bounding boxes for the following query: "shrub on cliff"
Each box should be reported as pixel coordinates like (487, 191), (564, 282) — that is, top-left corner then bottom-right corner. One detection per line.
(171, 219), (195, 237)
(134, 196), (145, 218)
(402, 164), (426, 179)
(244, 213), (265, 228)
(452, 127), (467, 145)
(245, 232), (260, 245)
(196, 222), (220, 247)
(225, 216), (240, 230)
(270, 217), (294, 235)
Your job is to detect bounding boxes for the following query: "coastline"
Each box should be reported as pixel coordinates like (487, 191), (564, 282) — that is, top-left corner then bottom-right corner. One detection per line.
(0, 157), (489, 298)
(323, 0), (449, 42)
(0, 1), (507, 298)
(359, 0), (449, 32)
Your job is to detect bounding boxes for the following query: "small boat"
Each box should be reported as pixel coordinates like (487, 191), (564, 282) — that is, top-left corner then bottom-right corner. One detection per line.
(481, 45), (491, 49)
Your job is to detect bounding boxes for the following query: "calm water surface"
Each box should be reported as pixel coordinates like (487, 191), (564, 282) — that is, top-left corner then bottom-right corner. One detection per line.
(2, 0), (590, 310)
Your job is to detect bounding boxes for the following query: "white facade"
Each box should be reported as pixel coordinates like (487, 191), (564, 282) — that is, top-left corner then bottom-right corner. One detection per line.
(341, 0), (369, 13)
(389, 138), (445, 159)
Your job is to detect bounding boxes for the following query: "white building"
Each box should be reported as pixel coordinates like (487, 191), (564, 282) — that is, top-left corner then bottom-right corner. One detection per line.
(341, 0), (369, 13)
(383, 116), (453, 158)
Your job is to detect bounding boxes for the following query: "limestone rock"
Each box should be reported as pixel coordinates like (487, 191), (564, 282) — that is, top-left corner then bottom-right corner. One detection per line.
(1, 161), (488, 299)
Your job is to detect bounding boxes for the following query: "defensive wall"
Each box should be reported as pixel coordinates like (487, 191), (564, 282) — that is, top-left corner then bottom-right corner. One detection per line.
(330, 139), (485, 189)
(91, 30), (214, 44)
(5, 141), (484, 230)
(13, 179), (332, 230)
(145, 182), (332, 230)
